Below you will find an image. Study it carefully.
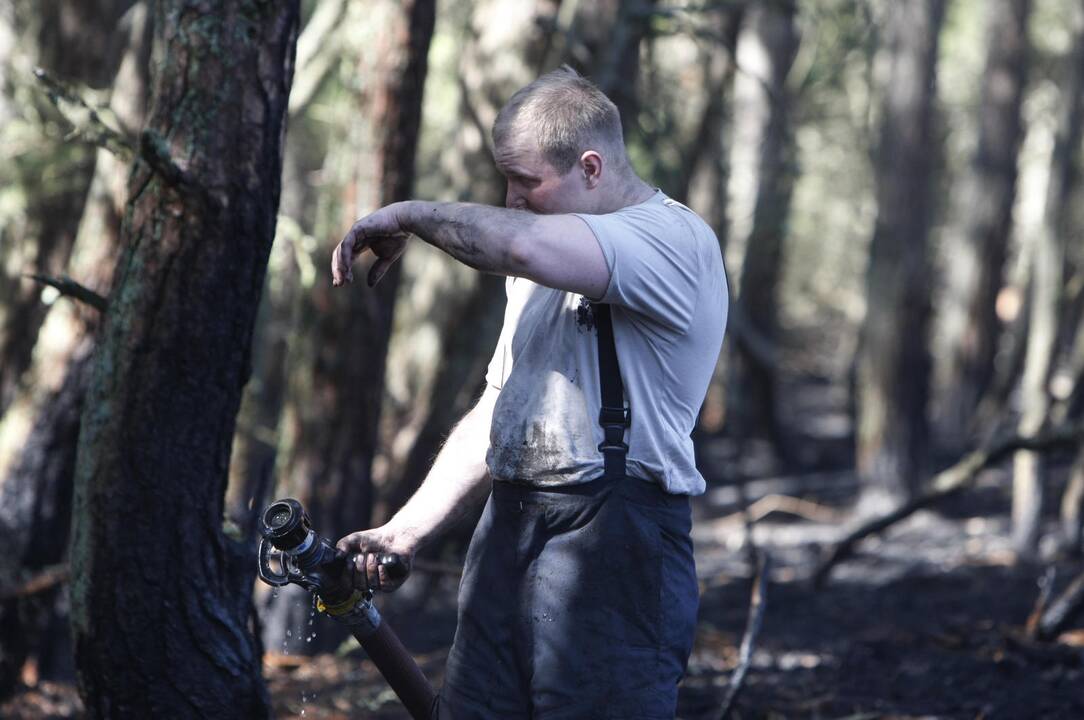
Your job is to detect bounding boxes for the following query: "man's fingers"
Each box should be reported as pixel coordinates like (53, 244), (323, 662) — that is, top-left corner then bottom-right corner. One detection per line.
(365, 552), (381, 591)
(331, 236), (350, 286)
(333, 228), (366, 286)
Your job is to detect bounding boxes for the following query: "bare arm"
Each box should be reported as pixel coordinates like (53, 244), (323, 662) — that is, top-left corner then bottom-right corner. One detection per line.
(336, 383), (498, 590)
(331, 200), (610, 298)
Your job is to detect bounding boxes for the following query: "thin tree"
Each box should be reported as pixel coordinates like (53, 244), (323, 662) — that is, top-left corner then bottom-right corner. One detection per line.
(855, 0), (946, 503)
(260, 0), (436, 655)
(1012, 0), (1084, 556)
(727, 0), (800, 451)
(938, 0), (1031, 448)
(69, 1), (300, 716)
(378, 0), (566, 520)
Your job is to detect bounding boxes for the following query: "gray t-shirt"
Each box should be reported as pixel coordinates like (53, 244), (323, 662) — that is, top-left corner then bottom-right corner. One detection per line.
(484, 190), (728, 495)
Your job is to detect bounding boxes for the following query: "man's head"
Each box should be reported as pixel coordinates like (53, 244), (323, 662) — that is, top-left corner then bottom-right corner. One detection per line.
(493, 66), (633, 214)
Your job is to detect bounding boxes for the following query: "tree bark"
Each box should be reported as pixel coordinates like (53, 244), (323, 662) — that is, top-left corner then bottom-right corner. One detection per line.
(727, 0), (800, 449)
(69, 1), (299, 716)
(855, 0), (945, 503)
(1012, 0), (1084, 556)
(937, 0), (1031, 448)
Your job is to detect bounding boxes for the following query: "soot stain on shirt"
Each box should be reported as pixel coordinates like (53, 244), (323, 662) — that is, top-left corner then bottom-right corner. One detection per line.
(575, 296), (596, 333)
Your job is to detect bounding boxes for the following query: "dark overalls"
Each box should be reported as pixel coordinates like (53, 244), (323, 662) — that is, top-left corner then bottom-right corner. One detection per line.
(437, 305), (699, 720)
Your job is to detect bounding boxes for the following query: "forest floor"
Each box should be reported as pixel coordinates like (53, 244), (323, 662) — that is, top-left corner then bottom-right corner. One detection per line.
(5, 454), (1084, 719)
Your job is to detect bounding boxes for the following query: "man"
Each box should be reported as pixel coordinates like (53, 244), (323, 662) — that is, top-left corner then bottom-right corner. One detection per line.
(332, 66), (728, 719)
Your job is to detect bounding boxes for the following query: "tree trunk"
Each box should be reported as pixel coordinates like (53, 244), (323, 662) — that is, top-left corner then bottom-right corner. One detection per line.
(937, 0), (1031, 448)
(1012, 0), (1084, 556)
(856, 0), (945, 504)
(375, 0), (563, 519)
(1062, 445), (1084, 556)
(727, 0), (800, 450)
(261, 0), (435, 656)
(683, 3), (744, 439)
(571, 0), (656, 135)
(69, 1), (299, 716)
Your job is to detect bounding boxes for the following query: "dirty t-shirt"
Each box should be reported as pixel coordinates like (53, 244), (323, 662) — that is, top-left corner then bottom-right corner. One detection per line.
(484, 190), (728, 496)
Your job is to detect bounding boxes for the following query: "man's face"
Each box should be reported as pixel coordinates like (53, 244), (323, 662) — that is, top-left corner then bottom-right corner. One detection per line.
(494, 139), (589, 215)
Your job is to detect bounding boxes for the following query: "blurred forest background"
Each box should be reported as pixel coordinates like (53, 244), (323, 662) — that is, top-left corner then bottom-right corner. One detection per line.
(2, 0), (1084, 717)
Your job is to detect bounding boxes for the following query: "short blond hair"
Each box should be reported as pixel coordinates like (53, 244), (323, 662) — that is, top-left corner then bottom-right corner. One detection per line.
(493, 66), (628, 173)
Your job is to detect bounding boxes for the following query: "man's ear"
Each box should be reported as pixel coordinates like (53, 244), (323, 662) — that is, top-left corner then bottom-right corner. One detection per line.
(580, 151), (603, 188)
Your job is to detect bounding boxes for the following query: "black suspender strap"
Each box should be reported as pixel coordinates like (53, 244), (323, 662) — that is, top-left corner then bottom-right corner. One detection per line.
(592, 303), (630, 479)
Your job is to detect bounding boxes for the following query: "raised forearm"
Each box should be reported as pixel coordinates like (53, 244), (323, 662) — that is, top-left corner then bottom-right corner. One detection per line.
(397, 200), (536, 275)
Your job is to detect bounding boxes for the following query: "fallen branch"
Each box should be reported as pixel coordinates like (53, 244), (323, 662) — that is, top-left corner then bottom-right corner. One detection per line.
(33, 67), (135, 161)
(25, 273), (108, 312)
(718, 551), (771, 720)
(812, 421), (1084, 588)
(1038, 570), (1084, 641)
(0, 564), (70, 600)
(711, 493), (846, 527)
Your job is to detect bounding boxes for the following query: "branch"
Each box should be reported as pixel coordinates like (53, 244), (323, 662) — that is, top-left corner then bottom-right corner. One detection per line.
(711, 493), (846, 527)
(33, 67), (135, 161)
(719, 551), (771, 720)
(139, 130), (223, 209)
(1038, 569), (1084, 641)
(288, 0), (348, 117)
(812, 421), (1084, 587)
(25, 273), (108, 312)
(0, 564), (70, 600)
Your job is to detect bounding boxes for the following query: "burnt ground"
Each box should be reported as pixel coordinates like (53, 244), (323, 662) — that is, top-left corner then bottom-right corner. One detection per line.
(5, 456), (1084, 720)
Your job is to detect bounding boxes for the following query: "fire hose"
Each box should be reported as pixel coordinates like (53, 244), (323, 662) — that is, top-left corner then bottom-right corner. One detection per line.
(257, 498), (437, 720)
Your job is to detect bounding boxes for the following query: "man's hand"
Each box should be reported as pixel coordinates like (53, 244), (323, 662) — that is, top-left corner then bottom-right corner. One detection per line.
(336, 524), (417, 592)
(331, 203), (409, 287)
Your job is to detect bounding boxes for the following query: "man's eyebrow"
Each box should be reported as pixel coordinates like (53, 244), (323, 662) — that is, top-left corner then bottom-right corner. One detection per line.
(504, 166), (541, 180)
(495, 156), (539, 179)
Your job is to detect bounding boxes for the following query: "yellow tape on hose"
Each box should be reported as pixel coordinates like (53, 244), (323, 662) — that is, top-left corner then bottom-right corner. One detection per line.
(316, 590), (366, 617)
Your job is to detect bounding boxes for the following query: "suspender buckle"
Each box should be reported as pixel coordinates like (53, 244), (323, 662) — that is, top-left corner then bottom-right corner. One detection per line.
(598, 405), (630, 454)
(598, 405), (631, 429)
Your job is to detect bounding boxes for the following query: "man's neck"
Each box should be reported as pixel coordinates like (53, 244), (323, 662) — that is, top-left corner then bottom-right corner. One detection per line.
(596, 174), (655, 214)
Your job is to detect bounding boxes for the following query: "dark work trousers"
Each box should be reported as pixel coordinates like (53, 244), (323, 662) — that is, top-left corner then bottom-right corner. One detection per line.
(435, 473), (698, 720)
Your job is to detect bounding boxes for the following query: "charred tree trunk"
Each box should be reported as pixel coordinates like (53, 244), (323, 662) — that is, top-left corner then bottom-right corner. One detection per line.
(573, 0), (656, 136)
(856, 0), (945, 503)
(1012, 0), (1084, 556)
(727, 0), (799, 451)
(684, 2), (744, 440)
(938, 0), (1031, 448)
(69, 1), (299, 716)
(262, 0), (435, 656)
(376, 0), (563, 520)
